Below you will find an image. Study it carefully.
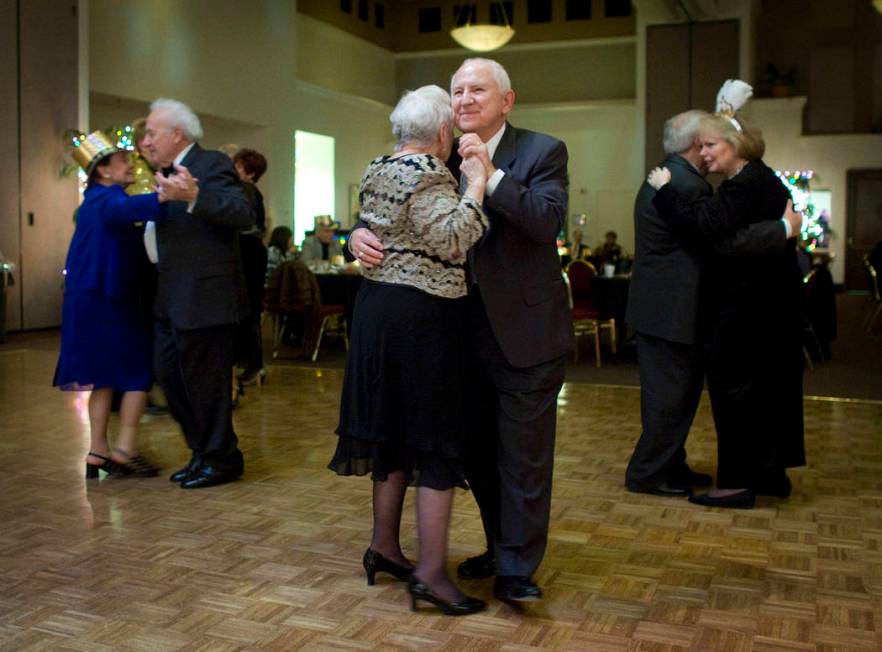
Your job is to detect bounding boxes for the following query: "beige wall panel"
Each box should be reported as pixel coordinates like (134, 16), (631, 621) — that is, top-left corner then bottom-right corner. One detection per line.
(645, 23), (689, 170)
(690, 21), (739, 114)
(297, 15), (398, 106)
(513, 101), (642, 253)
(807, 45), (855, 133)
(19, 0), (79, 329)
(89, 1), (392, 236)
(644, 20), (738, 171)
(0, 0), (21, 332)
(396, 41), (636, 105)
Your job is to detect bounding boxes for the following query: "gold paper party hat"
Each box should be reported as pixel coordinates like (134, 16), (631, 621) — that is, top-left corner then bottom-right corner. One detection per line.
(72, 131), (119, 175)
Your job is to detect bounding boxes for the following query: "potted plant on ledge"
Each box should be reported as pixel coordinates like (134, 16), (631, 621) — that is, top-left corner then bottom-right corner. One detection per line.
(761, 63), (798, 98)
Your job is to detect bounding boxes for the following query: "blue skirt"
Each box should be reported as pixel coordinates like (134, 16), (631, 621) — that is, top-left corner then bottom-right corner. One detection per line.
(54, 289), (152, 392)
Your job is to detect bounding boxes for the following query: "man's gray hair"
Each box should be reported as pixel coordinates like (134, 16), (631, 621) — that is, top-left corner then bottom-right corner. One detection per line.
(150, 98), (203, 141)
(453, 57), (511, 94)
(390, 85), (454, 147)
(662, 110), (709, 154)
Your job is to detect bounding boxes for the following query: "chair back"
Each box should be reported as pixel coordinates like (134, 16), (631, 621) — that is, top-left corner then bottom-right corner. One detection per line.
(265, 260), (321, 314)
(561, 271), (574, 310)
(566, 260), (597, 300)
(803, 268), (817, 300)
(864, 254), (881, 303)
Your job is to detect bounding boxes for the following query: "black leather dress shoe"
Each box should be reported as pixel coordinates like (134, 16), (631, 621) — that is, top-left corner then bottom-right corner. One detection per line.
(669, 469), (713, 488)
(180, 464), (241, 489)
(169, 461), (199, 483)
(688, 489), (755, 509)
(626, 482), (692, 497)
(494, 576), (543, 602)
(457, 550), (495, 579)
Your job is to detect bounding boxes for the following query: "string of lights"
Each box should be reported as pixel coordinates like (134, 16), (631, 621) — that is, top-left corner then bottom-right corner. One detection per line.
(774, 169), (830, 252)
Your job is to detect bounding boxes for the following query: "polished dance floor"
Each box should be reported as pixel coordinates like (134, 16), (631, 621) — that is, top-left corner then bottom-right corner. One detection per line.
(1, 343), (881, 650)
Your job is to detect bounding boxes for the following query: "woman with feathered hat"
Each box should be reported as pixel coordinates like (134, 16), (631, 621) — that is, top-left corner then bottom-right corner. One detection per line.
(645, 80), (806, 509)
(54, 131), (194, 479)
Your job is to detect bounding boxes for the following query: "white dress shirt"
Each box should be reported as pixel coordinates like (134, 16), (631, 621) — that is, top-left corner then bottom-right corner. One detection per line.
(144, 143), (196, 263)
(483, 123), (507, 197)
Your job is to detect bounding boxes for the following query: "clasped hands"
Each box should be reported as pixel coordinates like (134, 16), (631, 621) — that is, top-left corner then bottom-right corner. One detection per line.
(155, 165), (199, 204)
(457, 133), (494, 190)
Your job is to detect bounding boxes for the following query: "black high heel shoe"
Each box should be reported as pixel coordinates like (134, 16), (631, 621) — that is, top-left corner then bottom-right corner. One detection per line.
(363, 548), (412, 585)
(85, 452), (132, 479)
(407, 574), (487, 616)
(114, 449), (161, 478)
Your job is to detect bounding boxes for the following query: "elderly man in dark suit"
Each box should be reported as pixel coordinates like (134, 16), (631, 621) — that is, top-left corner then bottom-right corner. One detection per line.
(625, 109), (800, 497)
(349, 58), (571, 602)
(144, 98), (254, 489)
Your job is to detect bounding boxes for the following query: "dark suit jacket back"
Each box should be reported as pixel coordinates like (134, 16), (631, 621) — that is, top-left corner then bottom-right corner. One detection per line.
(451, 124), (574, 368)
(154, 144), (255, 330)
(626, 154), (710, 346)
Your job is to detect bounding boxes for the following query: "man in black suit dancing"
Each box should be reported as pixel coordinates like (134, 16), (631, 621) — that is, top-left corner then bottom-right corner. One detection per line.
(144, 98), (254, 489)
(350, 58), (572, 601)
(625, 110), (801, 496)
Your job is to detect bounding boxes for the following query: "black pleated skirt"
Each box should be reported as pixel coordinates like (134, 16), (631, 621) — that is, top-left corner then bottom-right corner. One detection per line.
(328, 280), (469, 490)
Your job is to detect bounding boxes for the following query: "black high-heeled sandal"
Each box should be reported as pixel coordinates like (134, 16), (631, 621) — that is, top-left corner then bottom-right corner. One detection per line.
(85, 452), (132, 479)
(407, 574), (486, 616)
(114, 449), (161, 478)
(363, 548), (412, 585)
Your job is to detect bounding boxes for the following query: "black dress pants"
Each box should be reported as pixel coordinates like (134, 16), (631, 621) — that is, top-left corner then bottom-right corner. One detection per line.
(463, 290), (566, 578)
(625, 333), (705, 489)
(154, 319), (242, 470)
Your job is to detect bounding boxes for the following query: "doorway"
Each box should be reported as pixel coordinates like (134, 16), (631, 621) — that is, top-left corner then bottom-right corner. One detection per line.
(845, 169), (882, 291)
(294, 130), (335, 247)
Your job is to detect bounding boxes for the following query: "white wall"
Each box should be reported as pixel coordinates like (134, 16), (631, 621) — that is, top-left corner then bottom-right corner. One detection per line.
(749, 96), (882, 283)
(89, 0), (393, 234)
(513, 101), (643, 253)
(297, 14), (397, 107)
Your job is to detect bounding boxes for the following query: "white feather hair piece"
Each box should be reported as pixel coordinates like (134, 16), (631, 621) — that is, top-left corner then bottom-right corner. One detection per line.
(716, 79), (753, 113)
(715, 79), (753, 133)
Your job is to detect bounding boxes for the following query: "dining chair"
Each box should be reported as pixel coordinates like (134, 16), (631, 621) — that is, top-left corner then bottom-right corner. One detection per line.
(562, 272), (601, 367)
(565, 260), (617, 355)
(264, 260), (349, 361)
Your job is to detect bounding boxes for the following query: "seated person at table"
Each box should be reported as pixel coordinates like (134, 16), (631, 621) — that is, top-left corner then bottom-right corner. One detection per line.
(266, 225), (296, 285)
(596, 230), (623, 265)
(300, 215), (343, 263)
(570, 229), (591, 260)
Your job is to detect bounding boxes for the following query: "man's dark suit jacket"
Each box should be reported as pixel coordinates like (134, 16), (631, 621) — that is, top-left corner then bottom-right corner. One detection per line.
(154, 144), (254, 329)
(626, 154), (785, 347)
(451, 123), (574, 368)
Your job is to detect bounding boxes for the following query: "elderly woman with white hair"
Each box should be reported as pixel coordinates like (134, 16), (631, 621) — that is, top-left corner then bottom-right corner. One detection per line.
(328, 85), (489, 616)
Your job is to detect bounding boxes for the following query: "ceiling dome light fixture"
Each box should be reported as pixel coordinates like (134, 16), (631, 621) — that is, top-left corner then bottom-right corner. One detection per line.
(450, 2), (515, 52)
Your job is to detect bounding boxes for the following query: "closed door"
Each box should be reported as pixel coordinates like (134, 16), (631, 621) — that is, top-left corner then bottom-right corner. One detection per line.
(645, 20), (739, 171)
(846, 169), (882, 291)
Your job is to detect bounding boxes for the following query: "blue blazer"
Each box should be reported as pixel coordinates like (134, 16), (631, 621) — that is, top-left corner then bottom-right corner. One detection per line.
(63, 184), (163, 299)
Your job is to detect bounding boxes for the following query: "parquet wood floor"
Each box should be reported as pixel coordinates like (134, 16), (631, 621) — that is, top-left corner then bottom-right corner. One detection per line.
(1, 346), (881, 651)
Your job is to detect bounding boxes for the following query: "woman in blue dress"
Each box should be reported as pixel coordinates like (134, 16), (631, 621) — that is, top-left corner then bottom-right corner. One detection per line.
(54, 131), (185, 478)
